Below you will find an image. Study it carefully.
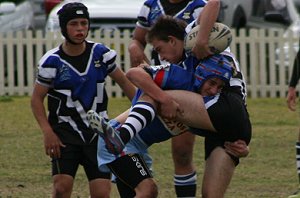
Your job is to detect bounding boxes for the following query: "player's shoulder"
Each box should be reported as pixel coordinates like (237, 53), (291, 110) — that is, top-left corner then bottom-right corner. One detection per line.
(92, 42), (110, 51)
(38, 46), (61, 66)
(143, 0), (157, 7)
(91, 42), (116, 56)
(189, 0), (206, 6)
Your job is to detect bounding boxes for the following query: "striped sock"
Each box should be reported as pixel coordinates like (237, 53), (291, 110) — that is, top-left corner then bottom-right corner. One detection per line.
(119, 101), (156, 144)
(296, 142), (300, 185)
(174, 171), (197, 198)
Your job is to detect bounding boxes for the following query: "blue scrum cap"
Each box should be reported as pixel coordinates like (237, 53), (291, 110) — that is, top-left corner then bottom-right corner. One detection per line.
(193, 54), (233, 91)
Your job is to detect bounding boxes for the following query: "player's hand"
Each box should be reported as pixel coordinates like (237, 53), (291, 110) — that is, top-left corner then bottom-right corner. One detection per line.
(137, 61), (150, 69)
(192, 40), (213, 60)
(43, 129), (65, 159)
(158, 98), (184, 120)
(224, 140), (249, 158)
(287, 87), (297, 111)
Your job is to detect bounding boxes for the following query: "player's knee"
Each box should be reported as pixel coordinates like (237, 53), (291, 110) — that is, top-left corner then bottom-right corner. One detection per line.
(142, 184), (158, 198)
(135, 179), (158, 198)
(53, 182), (72, 197)
(52, 175), (74, 197)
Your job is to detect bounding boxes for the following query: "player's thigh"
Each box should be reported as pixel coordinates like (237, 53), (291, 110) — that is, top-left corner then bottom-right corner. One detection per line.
(165, 90), (215, 131)
(202, 147), (235, 197)
(51, 145), (80, 194)
(82, 144), (111, 181)
(108, 154), (153, 189)
(51, 144), (81, 177)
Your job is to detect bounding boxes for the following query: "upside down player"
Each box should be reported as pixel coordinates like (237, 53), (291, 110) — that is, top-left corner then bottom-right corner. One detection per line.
(88, 53), (249, 197)
(88, 16), (251, 197)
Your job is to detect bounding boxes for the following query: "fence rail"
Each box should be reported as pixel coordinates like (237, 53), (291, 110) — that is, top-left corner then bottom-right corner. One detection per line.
(0, 28), (298, 98)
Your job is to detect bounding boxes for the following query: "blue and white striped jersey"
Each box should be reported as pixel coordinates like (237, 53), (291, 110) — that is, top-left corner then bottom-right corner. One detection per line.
(137, 0), (207, 29)
(36, 41), (117, 144)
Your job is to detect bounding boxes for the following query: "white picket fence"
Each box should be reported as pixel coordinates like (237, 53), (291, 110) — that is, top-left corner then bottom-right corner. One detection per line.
(0, 28), (298, 98)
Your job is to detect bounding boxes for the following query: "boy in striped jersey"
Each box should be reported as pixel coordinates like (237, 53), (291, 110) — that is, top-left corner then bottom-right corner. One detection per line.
(31, 2), (136, 197)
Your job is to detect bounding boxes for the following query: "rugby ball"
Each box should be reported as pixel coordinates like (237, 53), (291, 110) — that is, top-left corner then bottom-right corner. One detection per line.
(184, 22), (232, 54)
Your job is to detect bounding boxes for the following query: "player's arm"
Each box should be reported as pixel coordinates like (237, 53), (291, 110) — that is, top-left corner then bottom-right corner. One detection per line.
(31, 83), (65, 158)
(128, 26), (151, 67)
(126, 66), (182, 120)
(31, 83), (50, 134)
(287, 87), (297, 111)
(287, 48), (300, 111)
(192, 0), (220, 59)
(109, 67), (137, 101)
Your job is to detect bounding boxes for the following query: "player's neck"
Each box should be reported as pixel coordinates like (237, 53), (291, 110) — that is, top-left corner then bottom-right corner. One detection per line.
(62, 41), (86, 56)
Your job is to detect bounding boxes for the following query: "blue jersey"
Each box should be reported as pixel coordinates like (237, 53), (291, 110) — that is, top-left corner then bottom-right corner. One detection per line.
(131, 50), (247, 145)
(137, 0), (206, 29)
(36, 41), (117, 144)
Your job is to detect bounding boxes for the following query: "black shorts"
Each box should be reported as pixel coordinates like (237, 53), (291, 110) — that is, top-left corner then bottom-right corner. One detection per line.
(51, 143), (111, 181)
(190, 92), (252, 165)
(207, 92), (252, 144)
(108, 154), (153, 189)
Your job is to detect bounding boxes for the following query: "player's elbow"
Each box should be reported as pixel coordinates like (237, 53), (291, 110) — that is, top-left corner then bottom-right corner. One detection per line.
(126, 67), (143, 81)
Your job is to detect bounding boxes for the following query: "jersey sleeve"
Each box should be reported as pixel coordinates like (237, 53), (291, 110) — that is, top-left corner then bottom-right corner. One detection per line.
(136, 0), (153, 29)
(94, 43), (118, 74)
(150, 64), (194, 91)
(35, 48), (60, 88)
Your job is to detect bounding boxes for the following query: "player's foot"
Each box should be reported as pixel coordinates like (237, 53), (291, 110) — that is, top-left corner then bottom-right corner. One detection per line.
(87, 110), (125, 155)
(87, 110), (103, 135)
(288, 188), (300, 198)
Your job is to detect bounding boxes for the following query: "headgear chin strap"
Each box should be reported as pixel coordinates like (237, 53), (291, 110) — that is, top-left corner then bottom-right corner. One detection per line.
(57, 2), (90, 44)
(193, 54), (233, 92)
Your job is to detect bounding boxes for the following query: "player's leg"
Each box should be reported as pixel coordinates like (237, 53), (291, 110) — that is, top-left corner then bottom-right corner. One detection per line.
(115, 177), (137, 198)
(135, 178), (158, 198)
(172, 132), (197, 198)
(117, 94), (157, 144)
(52, 174), (74, 198)
(165, 90), (216, 131)
(82, 141), (112, 198)
(95, 117), (157, 197)
(201, 147), (235, 197)
(88, 95), (157, 154)
(51, 144), (80, 197)
(108, 153), (158, 197)
(88, 178), (111, 198)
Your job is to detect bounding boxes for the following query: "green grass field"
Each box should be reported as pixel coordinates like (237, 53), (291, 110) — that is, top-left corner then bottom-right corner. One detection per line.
(0, 96), (299, 197)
